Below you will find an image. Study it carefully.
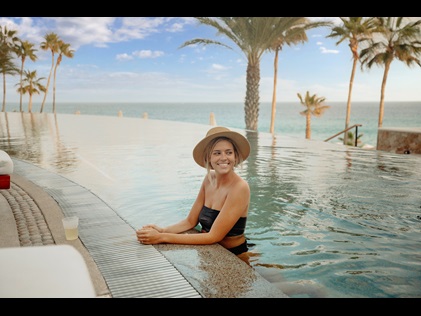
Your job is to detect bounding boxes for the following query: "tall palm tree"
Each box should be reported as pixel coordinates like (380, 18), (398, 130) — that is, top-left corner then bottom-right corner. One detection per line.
(39, 32), (60, 113)
(0, 25), (20, 112)
(360, 17), (421, 128)
(297, 91), (330, 140)
(16, 69), (46, 113)
(268, 18), (332, 135)
(52, 40), (74, 113)
(14, 40), (38, 112)
(326, 17), (377, 144)
(0, 46), (19, 112)
(180, 17), (298, 131)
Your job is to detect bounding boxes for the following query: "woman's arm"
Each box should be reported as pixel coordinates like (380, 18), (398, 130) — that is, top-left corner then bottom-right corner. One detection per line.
(138, 227), (220, 245)
(136, 177), (207, 242)
(137, 177), (250, 246)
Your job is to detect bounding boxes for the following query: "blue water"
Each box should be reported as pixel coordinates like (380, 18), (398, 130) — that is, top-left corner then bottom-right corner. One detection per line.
(4, 101), (421, 147)
(1, 104), (421, 298)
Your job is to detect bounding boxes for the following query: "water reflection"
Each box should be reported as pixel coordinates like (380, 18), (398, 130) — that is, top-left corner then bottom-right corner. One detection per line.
(1, 112), (421, 298)
(0, 112), (78, 170)
(241, 128), (421, 298)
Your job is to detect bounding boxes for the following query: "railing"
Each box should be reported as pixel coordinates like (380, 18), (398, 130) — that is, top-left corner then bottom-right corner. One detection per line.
(324, 124), (362, 147)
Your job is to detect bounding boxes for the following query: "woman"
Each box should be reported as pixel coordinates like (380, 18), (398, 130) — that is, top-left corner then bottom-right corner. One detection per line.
(136, 126), (251, 257)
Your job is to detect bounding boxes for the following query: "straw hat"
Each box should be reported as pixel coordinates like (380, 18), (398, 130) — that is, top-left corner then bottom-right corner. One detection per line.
(193, 126), (250, 168)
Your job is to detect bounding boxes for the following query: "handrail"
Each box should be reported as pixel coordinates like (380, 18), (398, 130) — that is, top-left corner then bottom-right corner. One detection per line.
(324, 124), (362, 146)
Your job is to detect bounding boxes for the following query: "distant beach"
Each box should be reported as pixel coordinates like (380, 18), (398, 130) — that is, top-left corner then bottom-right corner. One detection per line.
(4, 101), (420, 147)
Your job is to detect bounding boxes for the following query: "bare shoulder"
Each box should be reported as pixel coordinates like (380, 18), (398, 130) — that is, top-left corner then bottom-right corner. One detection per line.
(201, 171), (215, 187)
(233, 175), (250, 194)
(227, 176), (250, 214)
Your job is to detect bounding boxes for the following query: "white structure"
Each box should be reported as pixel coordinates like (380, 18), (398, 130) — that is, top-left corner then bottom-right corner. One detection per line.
(0, 245), (96, 298)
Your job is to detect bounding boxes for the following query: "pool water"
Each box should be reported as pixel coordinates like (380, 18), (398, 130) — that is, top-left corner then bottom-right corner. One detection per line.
(1, 112), (420, 298)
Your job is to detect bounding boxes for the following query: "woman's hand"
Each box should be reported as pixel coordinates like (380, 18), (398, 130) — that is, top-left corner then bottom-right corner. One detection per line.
(141, 224), (163, 233)
(136, 226), (161, 244)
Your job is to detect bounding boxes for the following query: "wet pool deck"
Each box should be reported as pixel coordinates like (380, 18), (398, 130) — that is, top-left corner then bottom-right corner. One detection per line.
(0, 158), (288, 298)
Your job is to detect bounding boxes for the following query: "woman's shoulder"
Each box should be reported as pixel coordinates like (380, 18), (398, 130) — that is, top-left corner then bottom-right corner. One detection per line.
(233, 175), (250, 192)
(203, 170), (215, 181)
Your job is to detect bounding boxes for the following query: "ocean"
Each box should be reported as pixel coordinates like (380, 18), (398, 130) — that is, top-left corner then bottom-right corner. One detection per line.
(4, 101), (421, 147)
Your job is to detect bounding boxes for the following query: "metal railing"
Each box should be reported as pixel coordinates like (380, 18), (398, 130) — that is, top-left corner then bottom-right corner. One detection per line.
(324, 124), (362, 147)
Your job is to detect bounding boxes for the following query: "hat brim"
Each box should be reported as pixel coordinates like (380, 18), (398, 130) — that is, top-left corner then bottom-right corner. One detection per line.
(193, 128), (250, 168)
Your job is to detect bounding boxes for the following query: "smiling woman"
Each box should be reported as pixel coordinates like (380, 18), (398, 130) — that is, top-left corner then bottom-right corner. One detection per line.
(136, 126), (253, 261)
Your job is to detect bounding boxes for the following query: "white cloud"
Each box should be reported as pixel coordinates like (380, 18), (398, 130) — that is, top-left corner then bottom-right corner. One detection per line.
(132, 50), (164, 59)
(211, 64), (228, 71)
(319, 47), (339, 54)
(116, 53), (133, 61)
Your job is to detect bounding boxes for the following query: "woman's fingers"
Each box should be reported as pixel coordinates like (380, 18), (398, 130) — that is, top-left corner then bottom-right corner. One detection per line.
(136, 229), (145, 243)
(136, 228), (151, 244)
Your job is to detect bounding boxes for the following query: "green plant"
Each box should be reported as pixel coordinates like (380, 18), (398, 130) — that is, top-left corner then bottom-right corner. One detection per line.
(339, 131), (364, 147)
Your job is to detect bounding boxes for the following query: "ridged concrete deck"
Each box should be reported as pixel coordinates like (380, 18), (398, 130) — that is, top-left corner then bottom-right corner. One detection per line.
(7, 158), (201, 298)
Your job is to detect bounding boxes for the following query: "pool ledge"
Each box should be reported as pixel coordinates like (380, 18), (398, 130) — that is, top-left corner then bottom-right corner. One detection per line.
(377, 127), (421, 155)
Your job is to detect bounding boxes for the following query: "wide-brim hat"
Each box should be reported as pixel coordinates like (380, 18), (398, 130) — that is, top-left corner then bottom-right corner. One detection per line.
(193, 126), (250, 168)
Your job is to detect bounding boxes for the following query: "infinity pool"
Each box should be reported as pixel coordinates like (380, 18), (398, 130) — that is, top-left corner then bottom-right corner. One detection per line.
(1, 112), (420, 298)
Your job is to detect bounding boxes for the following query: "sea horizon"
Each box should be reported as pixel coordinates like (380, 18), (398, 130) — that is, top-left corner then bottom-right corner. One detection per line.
(4, 100), (421, 147)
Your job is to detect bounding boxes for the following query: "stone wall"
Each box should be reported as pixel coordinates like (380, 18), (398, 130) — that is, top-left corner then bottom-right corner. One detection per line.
(377, 127), (421, 155)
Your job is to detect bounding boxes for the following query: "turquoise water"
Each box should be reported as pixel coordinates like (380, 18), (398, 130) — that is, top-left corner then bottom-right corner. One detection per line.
(1, 111), (421, 298)
(4, 101), (421, 147)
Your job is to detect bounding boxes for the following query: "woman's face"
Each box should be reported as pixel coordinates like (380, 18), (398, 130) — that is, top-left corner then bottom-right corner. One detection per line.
(210, 139), (236, 173)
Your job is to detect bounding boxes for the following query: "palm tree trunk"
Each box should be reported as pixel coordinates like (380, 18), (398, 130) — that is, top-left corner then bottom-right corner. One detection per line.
(53, 61), (58, 113)
(19, 62), (24, 112)
(270, 50), (279, 135)
(306, 113), (311, 139)
(2, 73), (6, 112)
(28, 94), (33, 113)
(244, 62), (260, 131)
(40, 53), (55, 113)
(378, 62), (391, 128)
(344, 57), (358, 144)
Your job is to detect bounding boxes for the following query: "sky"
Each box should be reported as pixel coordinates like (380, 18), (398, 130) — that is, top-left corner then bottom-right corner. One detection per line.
(1, 17), (421, 104)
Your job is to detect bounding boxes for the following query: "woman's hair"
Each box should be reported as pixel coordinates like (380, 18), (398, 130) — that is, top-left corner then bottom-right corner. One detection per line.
(203, 137), (245, 184)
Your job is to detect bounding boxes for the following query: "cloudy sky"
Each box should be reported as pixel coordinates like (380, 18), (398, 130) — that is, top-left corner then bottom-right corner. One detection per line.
(2, 17), (421, 104)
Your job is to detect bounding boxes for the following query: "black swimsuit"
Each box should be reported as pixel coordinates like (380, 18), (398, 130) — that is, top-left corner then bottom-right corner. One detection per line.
(198, 205), (249, 255)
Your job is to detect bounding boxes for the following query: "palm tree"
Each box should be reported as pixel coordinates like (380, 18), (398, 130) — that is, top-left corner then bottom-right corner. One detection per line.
(14, 40), (38, 112)
(52, 40), (74, 113)
(0, 46), (19, 112)
(16, 69), (46, 113)
(180, 17), (298, 131)
(0, 25), (20, 112)
(297, 91), (331, 140)
(268, 18), (332, 135)
(360, 17), (421, 128)
(39, 32), (60, 113)
(0, 25), (19, 48)
(326, 17), (378, 145)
